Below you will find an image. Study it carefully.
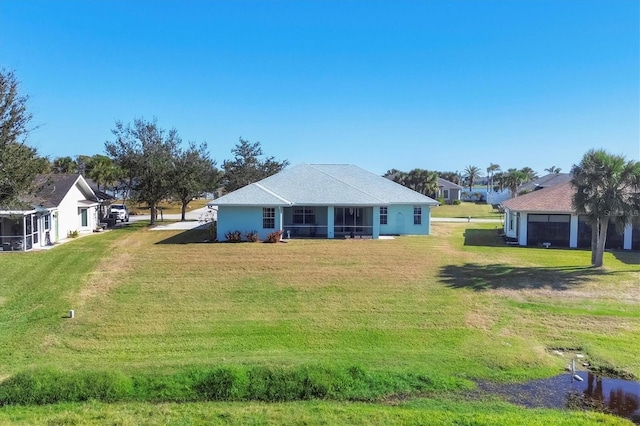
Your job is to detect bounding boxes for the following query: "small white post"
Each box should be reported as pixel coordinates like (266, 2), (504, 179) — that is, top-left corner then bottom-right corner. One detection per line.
(69, 309), (75, 319)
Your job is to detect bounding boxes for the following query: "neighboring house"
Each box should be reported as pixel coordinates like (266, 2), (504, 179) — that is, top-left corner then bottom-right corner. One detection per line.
(0, 174), (101, 252)
(501, 181), (639, 250)
(435, 177), (463, 204)
(85, 178), (116, 221)
(208, 164), (439, 241)
(517, 173), (572, 194)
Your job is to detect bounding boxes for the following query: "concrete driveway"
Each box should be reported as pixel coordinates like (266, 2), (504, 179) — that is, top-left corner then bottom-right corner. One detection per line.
(128, 206), (217, 231)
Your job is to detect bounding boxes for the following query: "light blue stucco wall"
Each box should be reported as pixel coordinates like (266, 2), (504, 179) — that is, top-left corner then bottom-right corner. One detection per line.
(379, 204), (432, 236)
(216, 206), (282, 241)
(218, 204), (433, 240)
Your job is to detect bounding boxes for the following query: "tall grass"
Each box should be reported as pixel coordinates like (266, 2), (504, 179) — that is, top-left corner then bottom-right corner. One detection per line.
(0, 365), (465, 406)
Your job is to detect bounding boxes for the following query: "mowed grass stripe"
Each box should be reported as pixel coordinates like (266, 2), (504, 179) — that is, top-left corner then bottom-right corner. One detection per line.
(0, 223), (637, 385)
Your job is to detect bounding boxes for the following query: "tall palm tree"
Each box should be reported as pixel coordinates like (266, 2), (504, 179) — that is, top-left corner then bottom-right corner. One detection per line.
(572, 149), (640, 267)
(544, 166), (562, 174)
(486, 163), (501, 191)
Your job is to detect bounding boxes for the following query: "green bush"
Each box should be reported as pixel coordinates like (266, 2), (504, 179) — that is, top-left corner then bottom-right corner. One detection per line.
(453, 199), (462, 205)
(195, 367), (246, 401)
(436, 197), (446, 205)
(0, 369), (133, 406)
(0, 365), (467, 406)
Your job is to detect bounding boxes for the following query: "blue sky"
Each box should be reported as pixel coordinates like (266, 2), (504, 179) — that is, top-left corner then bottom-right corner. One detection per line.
(1, 0), (638, 176)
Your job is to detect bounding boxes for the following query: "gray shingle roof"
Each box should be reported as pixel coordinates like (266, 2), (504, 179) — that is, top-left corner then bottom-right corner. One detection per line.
(437, 177), (463, 190)
(518, 173), (572, 193)
(210, 164), (439, 207)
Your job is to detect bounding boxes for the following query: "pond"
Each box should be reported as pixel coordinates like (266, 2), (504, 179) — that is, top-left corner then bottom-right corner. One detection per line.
(477, 372), (640, 424)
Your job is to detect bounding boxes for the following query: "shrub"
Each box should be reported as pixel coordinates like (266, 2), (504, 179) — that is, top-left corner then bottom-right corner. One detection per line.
(265, 230), (282, 243)
(245, 230), (260, 242)
(436, 197), (446, 205)
(224, 230), (242, 243)
(0, 369), (133, 406)
(195, 368), (245, 401)
(67, 230), (79, 238)
(207, 221), (217, 239)
(453, 199), (461, 205)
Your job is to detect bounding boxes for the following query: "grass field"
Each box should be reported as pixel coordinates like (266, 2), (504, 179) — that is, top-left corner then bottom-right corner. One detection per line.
(430, 201), (503, 218)
(0, 222), (638, 424)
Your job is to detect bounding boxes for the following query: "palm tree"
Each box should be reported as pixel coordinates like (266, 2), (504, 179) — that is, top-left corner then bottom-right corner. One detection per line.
(463, 165), (481, 192)
(571, 149), (640, 267)
(544, 166), (562, 174)
(505, 168), (528, 198)
(519, 167), (538, 182)
(486, 163), (501, 191)
(406, 168), (438, 196)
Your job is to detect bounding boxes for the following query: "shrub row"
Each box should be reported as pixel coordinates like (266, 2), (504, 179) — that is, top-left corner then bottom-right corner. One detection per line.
(0, 365), (466, 406)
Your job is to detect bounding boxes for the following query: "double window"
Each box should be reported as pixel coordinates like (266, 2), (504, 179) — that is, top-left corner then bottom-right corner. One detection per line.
(413, 206), (422, 225)
(293, 207), (315, 224)
(263, 208), (275, 229)
(380, 207), (388, 225)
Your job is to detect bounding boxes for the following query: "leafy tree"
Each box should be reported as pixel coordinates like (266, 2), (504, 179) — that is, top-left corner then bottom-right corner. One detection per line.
(106, 118), (181, 225)
(463, 165), (481, 192)
(571, 149), (640, 267)
(544, 166), (562, 174)
(52, 156), (77, 174)
(0, 69), (43, 207)
(222, 138), (289, 192)
(173, 142), (220, 221)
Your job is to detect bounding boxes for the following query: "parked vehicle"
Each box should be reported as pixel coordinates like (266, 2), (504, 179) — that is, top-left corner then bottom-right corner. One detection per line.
(109, 204), (129, 222)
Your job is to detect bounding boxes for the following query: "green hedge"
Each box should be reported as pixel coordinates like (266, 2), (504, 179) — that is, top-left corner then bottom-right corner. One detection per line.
(0, 365), (466, 406)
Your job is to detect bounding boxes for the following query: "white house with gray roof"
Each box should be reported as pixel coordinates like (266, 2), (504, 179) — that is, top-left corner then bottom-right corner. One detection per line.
(208, 164), (439, 241)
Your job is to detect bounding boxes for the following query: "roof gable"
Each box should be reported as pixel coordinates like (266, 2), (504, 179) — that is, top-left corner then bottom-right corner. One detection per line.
(437, 177), (463, 190)
(21, 174), (98, 209)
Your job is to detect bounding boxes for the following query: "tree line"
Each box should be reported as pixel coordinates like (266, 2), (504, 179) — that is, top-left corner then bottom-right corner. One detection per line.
(384, 164), (544, 199)
(1, 69), (638, 265)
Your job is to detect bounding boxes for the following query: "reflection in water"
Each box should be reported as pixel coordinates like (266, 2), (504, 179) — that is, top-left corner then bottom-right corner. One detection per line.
(581, 372), (640, 422)
(477, 372), (640, 424)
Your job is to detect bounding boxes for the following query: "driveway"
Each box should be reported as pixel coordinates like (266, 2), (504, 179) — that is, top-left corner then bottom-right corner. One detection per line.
(128, 206), (217, 231)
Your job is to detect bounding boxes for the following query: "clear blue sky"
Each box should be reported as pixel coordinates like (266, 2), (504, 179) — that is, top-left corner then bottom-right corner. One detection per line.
(1, 0), (638, 176)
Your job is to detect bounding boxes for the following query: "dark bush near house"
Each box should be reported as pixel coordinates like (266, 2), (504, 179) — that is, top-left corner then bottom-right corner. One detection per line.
(245, 230), (260, 242)
(453, 199), (462, 205)
(224, 230), (242, 242)
(265, 230), (283, 243)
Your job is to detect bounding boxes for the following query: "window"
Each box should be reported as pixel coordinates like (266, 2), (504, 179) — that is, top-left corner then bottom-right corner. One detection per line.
(380, 207), (388, 225)
(44, 214), (50, 230)
(80, 209), (88, 227)
(263, 207), (275, 229)
(443, 189), (450, 199)
(293, 206), (315, 224)
(413, 206), (422, 225)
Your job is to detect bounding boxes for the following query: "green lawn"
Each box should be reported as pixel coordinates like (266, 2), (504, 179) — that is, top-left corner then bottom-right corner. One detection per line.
(0, 222), (638, 424)
(430, 201), (503, 218)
